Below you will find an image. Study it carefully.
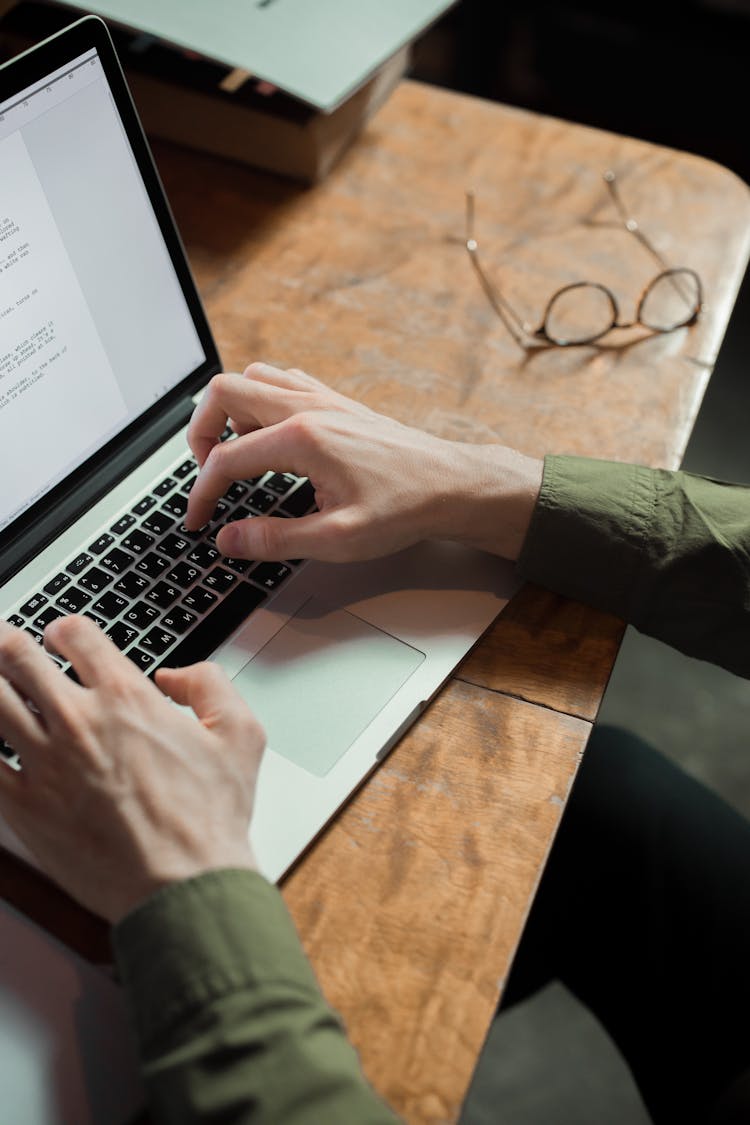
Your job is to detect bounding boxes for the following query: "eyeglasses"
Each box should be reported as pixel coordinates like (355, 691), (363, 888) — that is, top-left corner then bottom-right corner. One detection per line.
(465, 170), (703, 349)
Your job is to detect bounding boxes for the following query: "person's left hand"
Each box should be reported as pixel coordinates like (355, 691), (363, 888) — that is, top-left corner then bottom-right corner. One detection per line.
(0, 615), (264, 923)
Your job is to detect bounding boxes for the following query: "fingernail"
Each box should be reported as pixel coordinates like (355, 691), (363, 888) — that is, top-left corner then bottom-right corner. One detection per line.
(220, 524), (240, 554)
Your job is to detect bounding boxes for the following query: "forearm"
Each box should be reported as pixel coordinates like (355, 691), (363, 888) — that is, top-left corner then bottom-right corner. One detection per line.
(518, 456), (750, 677)
(114, 870), (399, 1125)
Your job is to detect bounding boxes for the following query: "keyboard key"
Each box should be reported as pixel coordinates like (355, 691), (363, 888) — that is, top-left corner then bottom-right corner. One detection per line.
(264, 473), (297, 496)
(249, 562), (292, 591)
(278, 479), (316, 517)
(107, 622), (139, 651)
(25, 628), (43, 645)
(182, 587), (218, 614)
(43, 572), (71, 596)
(32, 606), (66, 630)
(66, 553), (93, 576)
(156, 533), (190, 560)
(133, 496), (157, 516)
(146, 582), (180, 609)
(89, 533), (115, 555)
(174, 459), (196, 479)
(203, 566), (237, 594)
(83, 611), (108, 630)
(162, 584), (266, 669)
(100, 547), (135, 575)
(166, 562), (201, 589)
(78, 567), (112, 594)
(224, 481), (249, 503)
(114, 572), (150, 598)
(126, 648), (155, 672)
(19, 593), (48, 617)
(142, 511), (175, 536)
(247, 489), (276, 514)
(136, 552), (170, 579)
(140, 627), (177, 656)
(180, 475), (197, 495)
(176, 522), (207, 541)
(122, 601), (160, 629)
(186, 543), (220, 569)
(227, 505), (251, 523)
(6, 614), (24, 628)
(92, 591), (128, 619)
(121, 529), (155, 555)
(153, 476), (176, 497)
(110, 514), (136, 535)
(161, 493), (188, 518)
(160, 608), (197, 635)
(57, 587), (92, 612)
(224, 557), (252, 574)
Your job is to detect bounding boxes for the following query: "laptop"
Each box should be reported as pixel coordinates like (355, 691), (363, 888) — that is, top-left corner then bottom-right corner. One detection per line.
(0, 16), (518, 884)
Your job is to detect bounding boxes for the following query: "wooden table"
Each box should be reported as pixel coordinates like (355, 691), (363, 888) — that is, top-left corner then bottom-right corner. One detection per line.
(2, 81), (749, 1124)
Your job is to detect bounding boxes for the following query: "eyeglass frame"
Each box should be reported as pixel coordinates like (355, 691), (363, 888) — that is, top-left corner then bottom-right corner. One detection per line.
(464, 170), (704, 349)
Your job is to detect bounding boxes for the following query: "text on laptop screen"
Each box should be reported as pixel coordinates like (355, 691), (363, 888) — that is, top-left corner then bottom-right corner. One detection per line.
(0, 48), (206, 534)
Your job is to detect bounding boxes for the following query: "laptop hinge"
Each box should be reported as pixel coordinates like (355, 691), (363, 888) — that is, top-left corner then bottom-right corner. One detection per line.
(1, 396), (195, 587)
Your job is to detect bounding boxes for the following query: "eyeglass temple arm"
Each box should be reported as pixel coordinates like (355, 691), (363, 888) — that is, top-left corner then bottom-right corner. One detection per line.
(603, 170), (702, 308)
(465, 192), (530, 347)
(603, 170), (671, 271)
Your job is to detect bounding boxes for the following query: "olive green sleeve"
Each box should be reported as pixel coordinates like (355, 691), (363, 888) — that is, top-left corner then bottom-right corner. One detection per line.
(518, 455), (750, 678)
(112, 869), (400, 1125)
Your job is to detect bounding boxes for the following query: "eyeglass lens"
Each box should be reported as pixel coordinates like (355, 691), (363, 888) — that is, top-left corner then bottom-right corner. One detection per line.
(638, 268), (701, 332)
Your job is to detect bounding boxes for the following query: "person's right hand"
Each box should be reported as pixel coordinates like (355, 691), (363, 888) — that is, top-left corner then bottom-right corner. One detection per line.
(185, 363), (543, 564)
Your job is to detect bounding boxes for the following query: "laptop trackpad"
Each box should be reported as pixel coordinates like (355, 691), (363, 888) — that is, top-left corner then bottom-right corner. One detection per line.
(231, 598), (425, 777)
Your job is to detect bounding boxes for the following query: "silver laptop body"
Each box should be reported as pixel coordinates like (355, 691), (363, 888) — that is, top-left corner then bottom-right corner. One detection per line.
(0, 17), (516, 884)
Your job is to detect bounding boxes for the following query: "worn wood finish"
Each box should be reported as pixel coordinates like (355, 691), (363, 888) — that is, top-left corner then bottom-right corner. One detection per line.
(155, 81), (750, 479)
(457, 584), (626, 721)
(283, 679), (589, 1124)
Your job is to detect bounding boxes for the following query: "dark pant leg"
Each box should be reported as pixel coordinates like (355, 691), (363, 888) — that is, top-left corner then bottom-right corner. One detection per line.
(500, 724), (750, 1125)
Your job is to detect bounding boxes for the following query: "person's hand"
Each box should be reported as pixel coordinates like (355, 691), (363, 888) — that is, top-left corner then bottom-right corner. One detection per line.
(185, 363), (543, 563)
(0, 616), (264, 924)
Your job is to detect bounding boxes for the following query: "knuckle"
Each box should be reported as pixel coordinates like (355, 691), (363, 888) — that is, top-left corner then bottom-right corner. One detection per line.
(55, 613), (88, 639)
(255, 517), (285, 558)
(205, 441), (228, 473)
(287, 411), (319, 449)
(210, 371), (233, 397)
(0, 628), (32, 663)
(243, 710), (266, 750)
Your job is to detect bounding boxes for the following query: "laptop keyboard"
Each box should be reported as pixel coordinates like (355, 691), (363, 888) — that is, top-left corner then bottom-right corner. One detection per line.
(1, 434), (315, 768)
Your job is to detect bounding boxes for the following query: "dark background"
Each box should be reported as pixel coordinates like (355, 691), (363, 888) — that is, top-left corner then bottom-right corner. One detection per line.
(413, 0), (750, 183)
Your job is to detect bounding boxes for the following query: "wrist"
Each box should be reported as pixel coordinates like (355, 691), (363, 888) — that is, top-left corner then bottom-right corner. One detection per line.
(107, 846), (259, 925)
(434, 442), (544, 561)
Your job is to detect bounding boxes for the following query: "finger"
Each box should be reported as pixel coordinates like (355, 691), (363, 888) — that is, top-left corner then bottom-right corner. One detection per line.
(43, 614), (143, 690)
(186, 421), (311, 530)
(187, 373), (237, 467)
(188, 372), (300, 467)
(242, 361), (322, 392)
(216, 510), (349, 563)
(0, 672), (46, 757)
(155, 662), (264, 743)
(0, 622), (73, 727)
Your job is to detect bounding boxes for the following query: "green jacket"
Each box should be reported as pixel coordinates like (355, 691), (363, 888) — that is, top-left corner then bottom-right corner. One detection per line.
(113, 456), (750, 1123)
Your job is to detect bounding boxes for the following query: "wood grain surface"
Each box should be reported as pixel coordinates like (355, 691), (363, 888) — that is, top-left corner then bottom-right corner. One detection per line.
(2, 81), (748, 1125)
(283, 679), (590, 1124)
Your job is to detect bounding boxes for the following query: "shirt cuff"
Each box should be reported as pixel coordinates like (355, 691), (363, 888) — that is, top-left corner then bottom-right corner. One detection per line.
(112, 869), (320, 1052)
(517, 454), (657, 619)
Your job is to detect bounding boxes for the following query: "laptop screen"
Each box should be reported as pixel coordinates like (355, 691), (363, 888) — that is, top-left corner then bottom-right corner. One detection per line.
(0, 45), (207, 535)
